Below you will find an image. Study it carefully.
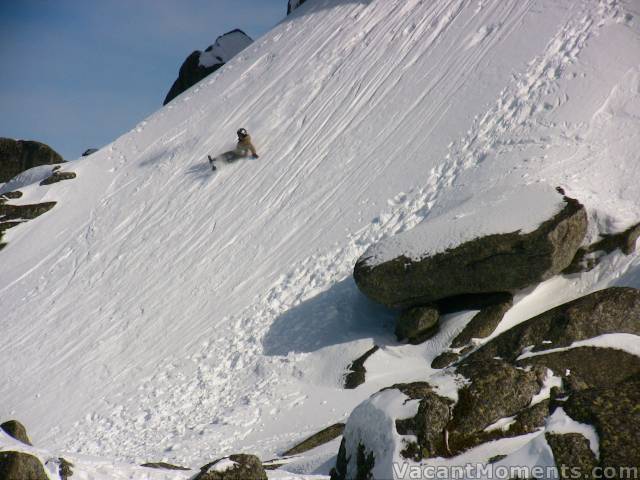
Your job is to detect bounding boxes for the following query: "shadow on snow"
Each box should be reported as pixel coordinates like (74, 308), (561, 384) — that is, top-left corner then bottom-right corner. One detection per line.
(262, 275), (397, 356)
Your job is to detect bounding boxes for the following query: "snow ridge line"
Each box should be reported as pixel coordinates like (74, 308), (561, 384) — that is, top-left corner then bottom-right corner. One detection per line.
(63, 0), (622, 463)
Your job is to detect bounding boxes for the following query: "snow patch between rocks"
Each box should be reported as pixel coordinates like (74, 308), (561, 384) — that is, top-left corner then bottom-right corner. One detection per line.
(517, 333), (640, 360)
(546, 408), (600, 459)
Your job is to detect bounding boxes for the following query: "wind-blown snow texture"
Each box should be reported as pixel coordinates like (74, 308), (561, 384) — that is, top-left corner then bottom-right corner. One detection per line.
(1, 0), (639, 478)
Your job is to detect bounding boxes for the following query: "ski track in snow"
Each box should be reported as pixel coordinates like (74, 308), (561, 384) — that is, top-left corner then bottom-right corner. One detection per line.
(1, 0), (638, 476)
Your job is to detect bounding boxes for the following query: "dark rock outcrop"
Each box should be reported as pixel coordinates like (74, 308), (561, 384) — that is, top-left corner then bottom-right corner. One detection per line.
(395, 306), (439, 344)
(0, 198), (57, 251)
(195, 454), (267, 480)
(283, 423), (345, 456)
(431, 351), (460, 369)
(0, 191), (22, 200)
(563, 380), (640, 468)
(0, 420), (32, 445)
(464, 287), (640, 365)
(345, 346), (379, 389)
(545, 433), (598, 479)
(0, 138), (64, 183)
(451, 295), (513, 348)
(330, 441), (374, 480)
(40, 171), (77, 186)
(0, 202), (57, 221)
(393, 378), (549, 461)
(395, 384), (452, 459)
(164, 30), (252, 105)
(518, 347), (640, 392)
(82, 148), (98, 157)
(0, 451), (48, 480)
(448, 400), (549, 457)
(450, 359), (545, 438)
(564, 222), (640, 274)
(288, 0), (308, 15)
(354, 197), (587, 309)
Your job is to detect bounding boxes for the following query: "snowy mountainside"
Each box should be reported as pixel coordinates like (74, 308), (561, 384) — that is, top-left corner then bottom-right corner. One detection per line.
(1, 0), (640, 477)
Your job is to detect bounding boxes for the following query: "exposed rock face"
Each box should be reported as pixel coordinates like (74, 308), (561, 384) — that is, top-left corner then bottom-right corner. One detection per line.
(450, 296), (513, 348)
(545, 433), (598, 479)
(330, 440), (374, 480)
(0, 201), (57, 221)
(0, 191), (22, 200)
(40, 171), (77, 186)
(344, 346), (379, 389)
(450, 359), (545, 438)
(563, 380), (640, 468)
(82, 148), (99, 157)
(0, 420), (32, 445)
(0, 451), (48, 480)
(354, 198), (587, 309)
(288, 0), (308, 14)
(464, 287), (640, 364)
(449, 400), (549, 457)
(336, 287), (640, 473)
(518, 347), (640, 392)
(283, 423), (345, 456)
(195, 454), (267, 480)
(430, 351), (460, 369)
(395, 384), (452, 459)
(564, 221), (640, 273)
(395, 306), (439, 344)
(0, 138), (64, 183)
(164, 30), (253, 105)
(0, 198), (56, 251)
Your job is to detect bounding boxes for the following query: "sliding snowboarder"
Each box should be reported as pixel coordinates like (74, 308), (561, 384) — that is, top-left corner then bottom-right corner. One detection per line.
(208, 128), (259, 171)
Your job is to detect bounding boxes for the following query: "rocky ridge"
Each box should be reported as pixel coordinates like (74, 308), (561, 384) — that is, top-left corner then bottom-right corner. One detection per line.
(333, 189), (640, 478)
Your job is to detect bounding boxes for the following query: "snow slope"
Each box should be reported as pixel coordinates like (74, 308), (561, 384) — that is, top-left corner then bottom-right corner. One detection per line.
(1, 0), (639, 476)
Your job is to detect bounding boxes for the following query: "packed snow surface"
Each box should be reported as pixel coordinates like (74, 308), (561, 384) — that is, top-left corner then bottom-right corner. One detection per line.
(1, 0), (640, 477)
(361, 183), (566, 266)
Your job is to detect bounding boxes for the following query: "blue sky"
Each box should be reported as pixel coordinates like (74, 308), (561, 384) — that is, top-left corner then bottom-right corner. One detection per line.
(0, 0), (286, 159)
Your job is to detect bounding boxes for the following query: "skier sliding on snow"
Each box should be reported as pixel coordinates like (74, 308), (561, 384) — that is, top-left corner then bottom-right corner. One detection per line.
(209, 128), (259, 171)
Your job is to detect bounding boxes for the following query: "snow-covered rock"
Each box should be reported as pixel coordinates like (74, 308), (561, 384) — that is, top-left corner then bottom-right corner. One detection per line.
(0, 138), (64, 183)
(466, 287), (640, 364)
(164, 29), (252, 105)
(195, 454), (266, 480)
(336, 286), (640, 477)
(355, 185), (587, 309)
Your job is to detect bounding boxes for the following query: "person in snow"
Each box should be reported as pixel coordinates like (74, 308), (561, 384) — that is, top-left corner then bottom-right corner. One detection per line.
(209, 128), (259, 171)
(235, 128), (259, 159)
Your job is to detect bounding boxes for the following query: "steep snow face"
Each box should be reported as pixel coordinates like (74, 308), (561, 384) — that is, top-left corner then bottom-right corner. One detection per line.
(1, 0), (639, 475)
(199, 30), (253, 68)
